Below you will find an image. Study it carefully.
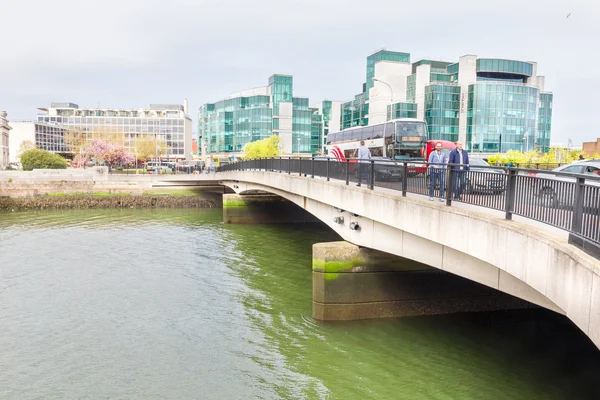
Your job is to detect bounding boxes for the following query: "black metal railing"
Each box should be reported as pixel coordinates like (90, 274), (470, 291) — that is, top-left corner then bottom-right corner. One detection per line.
(218, 157), (600, 259)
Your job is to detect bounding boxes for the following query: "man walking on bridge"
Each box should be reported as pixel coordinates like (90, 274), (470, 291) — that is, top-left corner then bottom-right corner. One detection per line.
(357, 140), (371, 187)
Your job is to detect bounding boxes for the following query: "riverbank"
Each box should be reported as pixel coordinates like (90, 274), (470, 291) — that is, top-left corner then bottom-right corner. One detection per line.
(0, 188), (223, 210)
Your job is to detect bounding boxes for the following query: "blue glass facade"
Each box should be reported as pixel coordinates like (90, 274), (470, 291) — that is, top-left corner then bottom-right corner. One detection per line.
(425, 85), (461, 142)
(537, 93), (553, 152)
(199, 74), (318, 155)
(467, 83), (539, 152)
(387, 102), (417, 120)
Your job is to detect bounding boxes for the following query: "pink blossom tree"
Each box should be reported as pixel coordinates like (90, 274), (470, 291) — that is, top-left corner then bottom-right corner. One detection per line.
(86, 139), (134, 170)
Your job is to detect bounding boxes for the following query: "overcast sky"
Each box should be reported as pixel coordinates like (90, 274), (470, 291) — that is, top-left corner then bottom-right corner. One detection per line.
(2, 0), (598, 145)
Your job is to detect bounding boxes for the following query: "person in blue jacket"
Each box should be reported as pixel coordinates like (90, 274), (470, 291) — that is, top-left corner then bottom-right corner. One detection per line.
(428, 142), (447, 201)
(448, 141), (470, 199)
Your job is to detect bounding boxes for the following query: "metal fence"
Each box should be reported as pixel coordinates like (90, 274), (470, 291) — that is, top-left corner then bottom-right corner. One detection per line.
(219, 157), (600, 260)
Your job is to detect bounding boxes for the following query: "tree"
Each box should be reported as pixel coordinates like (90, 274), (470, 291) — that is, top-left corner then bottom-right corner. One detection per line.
(20, 149), (68, 171)
(63, 129), (89, 154)
(244, 135), (281, 159)
(133, 135), (167, 162)
(486, 147), (595, 166)
(18, 140), (36, 158)
(86, 139), (134, 169)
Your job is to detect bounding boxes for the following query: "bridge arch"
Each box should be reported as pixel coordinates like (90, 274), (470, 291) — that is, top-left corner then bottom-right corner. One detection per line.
(216, 171), (600, 348)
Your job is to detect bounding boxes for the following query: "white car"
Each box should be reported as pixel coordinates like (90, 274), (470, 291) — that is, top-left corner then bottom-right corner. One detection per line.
(534, 160), (600, 208)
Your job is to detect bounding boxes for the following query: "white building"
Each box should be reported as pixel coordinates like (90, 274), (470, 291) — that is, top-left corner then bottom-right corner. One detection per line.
(0, 111), (11, 169)
(38, 101), (193, 160)
(342, 49), (553, 153)
(8, 121), (71, 163)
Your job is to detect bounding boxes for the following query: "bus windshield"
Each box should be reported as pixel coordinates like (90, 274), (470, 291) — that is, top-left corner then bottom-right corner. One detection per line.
(395, 121), (426, 142)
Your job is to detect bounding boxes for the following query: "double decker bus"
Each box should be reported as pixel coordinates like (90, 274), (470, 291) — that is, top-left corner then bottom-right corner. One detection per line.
(326, 118), (428, 161)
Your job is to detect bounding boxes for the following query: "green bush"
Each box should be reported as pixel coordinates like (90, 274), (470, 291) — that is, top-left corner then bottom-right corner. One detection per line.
(20, 149), (68, 171)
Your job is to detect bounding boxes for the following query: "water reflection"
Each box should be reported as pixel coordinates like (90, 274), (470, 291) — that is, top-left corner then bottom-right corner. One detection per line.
(0, 210), (598, 400)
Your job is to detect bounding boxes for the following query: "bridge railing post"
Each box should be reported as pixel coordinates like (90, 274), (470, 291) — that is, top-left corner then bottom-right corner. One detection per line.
(311, 157), (315, 179)
(345, 160), (349, 185)
(504, 169), (517, 220)
(288, 157), (291, 175)
(326, 158), (330, 182)
(446, 167), (454, 206)
(279, 157), (282, 173)
(402, 162), (408, 196)
(571, 176), (586, 234)
(299, 157), (302, 177)
(369, 160), (375, 190)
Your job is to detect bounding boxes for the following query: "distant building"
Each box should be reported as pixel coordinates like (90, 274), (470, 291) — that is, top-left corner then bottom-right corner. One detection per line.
(37, 101), (193, 160)
(0, 111), (11, 169)
(583, 138), (600, 156)
(311, 100), (342, 153)
(8, 121), (72, 163)
(340, 49), (553, 154)
(199, 74), (321, 156)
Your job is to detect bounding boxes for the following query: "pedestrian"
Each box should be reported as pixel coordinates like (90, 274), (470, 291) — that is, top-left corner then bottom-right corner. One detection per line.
(357, 140), (371, 187)
(428, 142), (447, 201)
(579, 154), (585, 161)
(448, 140), (470, 199)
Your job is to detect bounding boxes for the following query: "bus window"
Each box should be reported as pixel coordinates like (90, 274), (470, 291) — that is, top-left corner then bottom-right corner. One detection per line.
(344, 149), (357, 158)
(370, 147), (383, 157)
(372, 124), (384, 139)
(342, 131), (352, 141)
(361, 126), (373, 141)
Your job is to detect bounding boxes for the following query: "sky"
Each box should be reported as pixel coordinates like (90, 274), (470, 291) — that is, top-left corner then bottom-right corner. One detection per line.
(1, 0), (598, 145)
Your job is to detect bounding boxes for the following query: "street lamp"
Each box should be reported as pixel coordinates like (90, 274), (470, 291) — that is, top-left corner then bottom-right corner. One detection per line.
(372, 78), (394, 158)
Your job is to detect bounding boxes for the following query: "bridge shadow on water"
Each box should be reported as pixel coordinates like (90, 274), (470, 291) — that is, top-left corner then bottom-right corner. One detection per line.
(220, 218), (600, 400)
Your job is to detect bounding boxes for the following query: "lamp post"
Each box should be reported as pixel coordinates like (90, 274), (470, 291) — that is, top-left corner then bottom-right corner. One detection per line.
(297, 137), (301, 154)
(372, 78), (394, 159)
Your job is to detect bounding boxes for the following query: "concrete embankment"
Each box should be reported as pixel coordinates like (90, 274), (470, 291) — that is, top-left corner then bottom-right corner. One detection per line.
(0, 177), (223, 209)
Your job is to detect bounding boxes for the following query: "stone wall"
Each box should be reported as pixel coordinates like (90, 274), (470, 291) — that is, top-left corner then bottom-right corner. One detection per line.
(0, 180), (145, 198)
(0, 194), (220, 210)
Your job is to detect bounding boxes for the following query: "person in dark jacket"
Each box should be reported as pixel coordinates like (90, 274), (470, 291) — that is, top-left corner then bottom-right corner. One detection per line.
(448, 141), (470, 199)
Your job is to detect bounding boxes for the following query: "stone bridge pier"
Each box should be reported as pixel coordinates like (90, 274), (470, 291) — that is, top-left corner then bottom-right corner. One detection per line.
(312, 241), (534, 320)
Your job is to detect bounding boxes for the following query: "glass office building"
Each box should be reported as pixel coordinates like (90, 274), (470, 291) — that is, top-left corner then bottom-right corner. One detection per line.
(8, 121), (72, 162)
(37, 101), (193, 160)
(311, 100), (342, 153)
(340, 50), (553, 153)
(199, 74), (322, 156)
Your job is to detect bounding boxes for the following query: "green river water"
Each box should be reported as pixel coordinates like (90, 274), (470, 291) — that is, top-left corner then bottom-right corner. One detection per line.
(0, 209), (599, 399)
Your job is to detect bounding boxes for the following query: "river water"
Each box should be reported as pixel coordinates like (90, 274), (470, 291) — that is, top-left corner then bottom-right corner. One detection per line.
(0, 209), (599, 400)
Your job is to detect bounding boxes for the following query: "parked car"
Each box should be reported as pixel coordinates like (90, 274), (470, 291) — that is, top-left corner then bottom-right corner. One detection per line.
(463, 158), (506, 194)
(371, 156), (404, 182)
(533, 160), (600, 208)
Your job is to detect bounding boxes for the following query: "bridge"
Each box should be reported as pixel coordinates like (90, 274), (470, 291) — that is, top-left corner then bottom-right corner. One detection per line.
(3, 161), (600, 347)
(214, 158), (598, 348)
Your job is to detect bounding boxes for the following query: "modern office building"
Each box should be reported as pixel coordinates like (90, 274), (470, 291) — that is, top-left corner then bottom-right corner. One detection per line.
(199, 74), (322, 156)
(8, 121), (72, 163)
(0, 111), (11, 169)
(341, 49), (553, 153)
(37, 101), (193, 160)
(312, 100), (342, 152)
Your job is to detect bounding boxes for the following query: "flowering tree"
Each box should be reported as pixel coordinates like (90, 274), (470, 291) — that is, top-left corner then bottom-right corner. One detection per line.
(86, 139), (134, 169)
